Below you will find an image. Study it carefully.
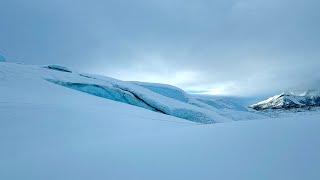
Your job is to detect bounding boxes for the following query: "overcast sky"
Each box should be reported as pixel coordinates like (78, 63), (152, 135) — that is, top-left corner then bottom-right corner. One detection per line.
(1, 0), (319, 96)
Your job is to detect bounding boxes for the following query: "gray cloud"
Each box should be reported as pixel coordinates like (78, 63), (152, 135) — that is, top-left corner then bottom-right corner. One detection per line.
(1, 0), (319, 96)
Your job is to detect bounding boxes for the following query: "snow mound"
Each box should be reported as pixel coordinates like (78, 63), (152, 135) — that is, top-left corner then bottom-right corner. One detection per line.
(250, 90), (320, 110)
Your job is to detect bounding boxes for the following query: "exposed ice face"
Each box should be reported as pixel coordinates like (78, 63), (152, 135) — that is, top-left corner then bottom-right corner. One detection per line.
(47, 80), (158, 112)
(0, 55), (6, 62)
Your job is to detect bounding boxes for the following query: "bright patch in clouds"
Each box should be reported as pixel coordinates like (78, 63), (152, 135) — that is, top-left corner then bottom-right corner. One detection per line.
(185, 82), (237, 95)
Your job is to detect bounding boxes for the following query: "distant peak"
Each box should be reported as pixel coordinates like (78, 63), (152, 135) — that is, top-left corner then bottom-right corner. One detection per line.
(250, 90), (320, 110)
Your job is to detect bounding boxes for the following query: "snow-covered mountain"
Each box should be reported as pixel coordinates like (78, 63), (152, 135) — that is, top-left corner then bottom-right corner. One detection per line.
(250, 91), (320, 110)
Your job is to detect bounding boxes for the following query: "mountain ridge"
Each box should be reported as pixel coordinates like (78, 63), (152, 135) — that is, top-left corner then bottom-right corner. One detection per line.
(250, 91), (320, 110)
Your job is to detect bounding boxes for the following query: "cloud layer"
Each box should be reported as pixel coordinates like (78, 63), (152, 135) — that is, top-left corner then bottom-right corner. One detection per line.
(1, 0), (319, 95)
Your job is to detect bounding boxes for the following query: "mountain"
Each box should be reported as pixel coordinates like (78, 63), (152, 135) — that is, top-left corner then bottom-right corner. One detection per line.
(250, 90), (320, 110)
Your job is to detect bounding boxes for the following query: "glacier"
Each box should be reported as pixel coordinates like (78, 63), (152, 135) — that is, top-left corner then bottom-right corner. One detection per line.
(0, 62), (265, 123)
(0, 62), (292, 123)
(46, 73), (231, 124)
(44, 65), (267, 123)
(1, 61), (320, 180)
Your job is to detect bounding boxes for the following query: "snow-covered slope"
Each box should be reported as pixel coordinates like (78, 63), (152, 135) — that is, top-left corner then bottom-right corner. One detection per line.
(130, 81), (190, 102)
(0, 62), (266, 123)
(250, 91), (320, 110)
(129, 82), (265, 121)
(1, 61), (320, 179)
(130, 82), (246, 111)
(0, 62), (234, 123)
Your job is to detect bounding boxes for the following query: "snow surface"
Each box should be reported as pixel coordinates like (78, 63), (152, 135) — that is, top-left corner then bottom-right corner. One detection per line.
(1, 62), (320, 179)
